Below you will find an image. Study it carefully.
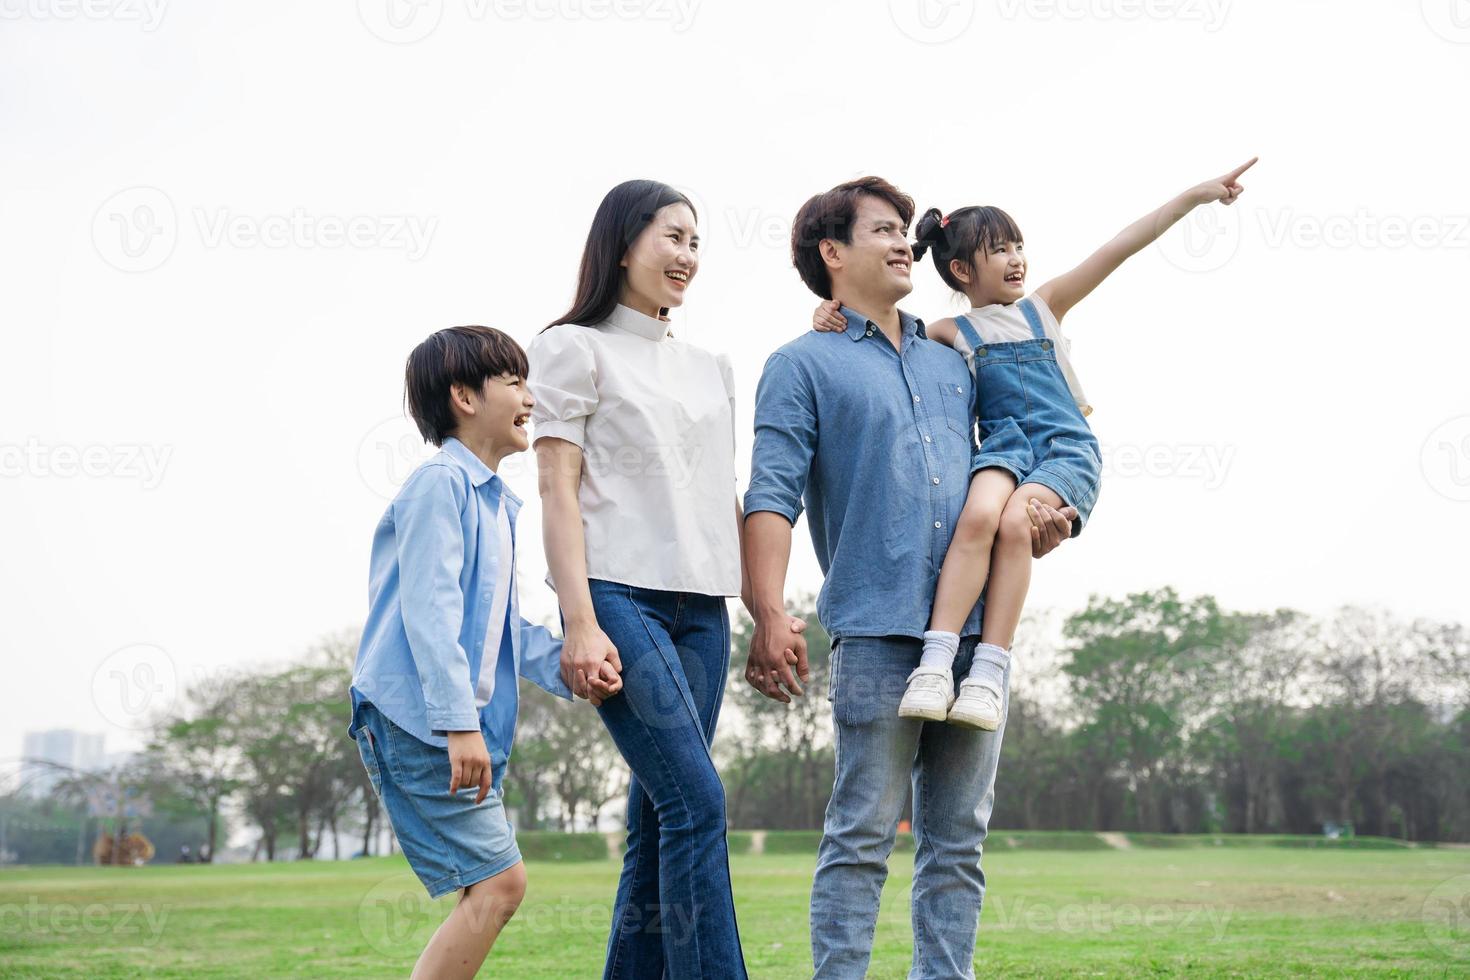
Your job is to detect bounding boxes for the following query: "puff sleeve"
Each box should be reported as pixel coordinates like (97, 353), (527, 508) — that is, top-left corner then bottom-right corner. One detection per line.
(527, 326), (599, 448)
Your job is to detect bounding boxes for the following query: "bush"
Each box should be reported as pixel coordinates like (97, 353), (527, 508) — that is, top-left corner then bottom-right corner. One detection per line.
(515, 831), (609, 861)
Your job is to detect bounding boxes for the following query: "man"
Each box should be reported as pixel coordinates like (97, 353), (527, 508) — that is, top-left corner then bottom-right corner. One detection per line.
(741, 177), (1076, 978)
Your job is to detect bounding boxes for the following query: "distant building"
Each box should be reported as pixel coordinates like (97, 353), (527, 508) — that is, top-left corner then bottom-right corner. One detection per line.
(19, 729), (106, 797)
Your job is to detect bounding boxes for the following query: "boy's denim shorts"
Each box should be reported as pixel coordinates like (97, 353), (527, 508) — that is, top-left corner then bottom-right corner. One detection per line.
(354, 701), (521, 899)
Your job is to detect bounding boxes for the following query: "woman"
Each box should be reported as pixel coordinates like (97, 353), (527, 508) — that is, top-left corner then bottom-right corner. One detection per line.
(529, 179), (798, 978)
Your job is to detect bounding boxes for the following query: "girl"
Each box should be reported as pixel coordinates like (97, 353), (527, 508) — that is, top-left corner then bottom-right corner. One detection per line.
(812, 158), (1256, 729)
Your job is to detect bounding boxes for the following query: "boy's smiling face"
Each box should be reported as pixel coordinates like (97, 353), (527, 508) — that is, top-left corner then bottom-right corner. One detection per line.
(452, 372), (536, 466)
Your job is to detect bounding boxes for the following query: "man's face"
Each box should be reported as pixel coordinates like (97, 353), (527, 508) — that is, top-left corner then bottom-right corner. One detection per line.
(828, 195), (913, 303)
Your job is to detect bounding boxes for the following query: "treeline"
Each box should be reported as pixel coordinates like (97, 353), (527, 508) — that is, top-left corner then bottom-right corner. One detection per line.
(724, 591), (1470, 841)
(7, 590), (1465, 865)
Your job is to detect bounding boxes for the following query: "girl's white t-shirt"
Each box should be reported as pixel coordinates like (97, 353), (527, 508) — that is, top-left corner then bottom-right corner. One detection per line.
(948, 293), (1092, 417)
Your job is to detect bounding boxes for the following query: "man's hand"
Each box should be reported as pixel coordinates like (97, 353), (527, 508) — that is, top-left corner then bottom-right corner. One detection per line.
(561, 620), (623, 705)
(1028, 498), (1078, 558)
(447, 730), (493, 805)
(746, 612), (810, 702)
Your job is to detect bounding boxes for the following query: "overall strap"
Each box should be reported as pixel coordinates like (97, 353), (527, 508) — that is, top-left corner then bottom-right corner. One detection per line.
(953, 314), (985, 353)
(1018, 297), (1047, 341)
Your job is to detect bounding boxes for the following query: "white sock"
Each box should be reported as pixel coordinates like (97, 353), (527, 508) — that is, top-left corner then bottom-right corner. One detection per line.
(967, 642), (1009, 695)
(920, 630), (960, 671)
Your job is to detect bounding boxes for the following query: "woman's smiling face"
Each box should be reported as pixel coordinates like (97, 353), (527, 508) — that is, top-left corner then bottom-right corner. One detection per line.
(620, 202), (700, 316)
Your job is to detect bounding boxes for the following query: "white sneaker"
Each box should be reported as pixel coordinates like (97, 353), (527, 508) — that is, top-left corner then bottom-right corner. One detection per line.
(898, 666), (955, 721)
(948, 678), (1003, 730)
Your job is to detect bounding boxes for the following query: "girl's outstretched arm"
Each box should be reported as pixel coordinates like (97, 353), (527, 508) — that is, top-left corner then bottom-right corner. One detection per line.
(1036, 156), (1257, 323)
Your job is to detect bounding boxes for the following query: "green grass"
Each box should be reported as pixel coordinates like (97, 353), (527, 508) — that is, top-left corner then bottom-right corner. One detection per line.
(2, 844), (1468, 977)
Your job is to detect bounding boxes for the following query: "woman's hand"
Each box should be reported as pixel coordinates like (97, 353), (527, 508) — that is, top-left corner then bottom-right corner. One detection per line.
(560, 619), (623, 706)
(812, 298), (846, 333)
(1190, 157), (1257, 207)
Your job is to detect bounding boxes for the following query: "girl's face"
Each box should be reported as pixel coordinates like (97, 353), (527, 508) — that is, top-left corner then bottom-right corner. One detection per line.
(619, 202), (699, 317)
(959, 238), (1026, 306)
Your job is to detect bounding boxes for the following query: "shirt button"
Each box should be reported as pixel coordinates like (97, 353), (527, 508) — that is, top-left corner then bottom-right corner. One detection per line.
(865, 329), (874, 337)
(934, 521), (942, 529)
(913, 395), (921, 403)
(923, 435), (932, 443)
(955, 386), (963, 393)
(932, 477), (940, 485)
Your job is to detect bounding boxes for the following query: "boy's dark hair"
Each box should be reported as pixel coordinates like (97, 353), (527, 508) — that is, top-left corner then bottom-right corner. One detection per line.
(404, 326), (529, 447)
(790, 176), (915, 299)
(911, 205), (1025, 294)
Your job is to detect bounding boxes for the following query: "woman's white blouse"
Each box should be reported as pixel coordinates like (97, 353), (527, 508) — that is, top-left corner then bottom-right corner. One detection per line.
(527, 304), (742, 597)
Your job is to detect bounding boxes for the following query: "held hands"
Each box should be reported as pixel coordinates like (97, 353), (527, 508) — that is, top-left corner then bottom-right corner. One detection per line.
(447, 730), (493, 805)
(560, 620), (624, 707)
(812, 299), (846, 333)
(1191, 157), (1257, 207)
(746, 613), (810, 703)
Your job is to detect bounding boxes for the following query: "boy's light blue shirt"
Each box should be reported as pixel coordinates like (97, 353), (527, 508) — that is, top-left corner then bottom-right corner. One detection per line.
(744, 306), (985, 641)
(349, 437), (570, 784)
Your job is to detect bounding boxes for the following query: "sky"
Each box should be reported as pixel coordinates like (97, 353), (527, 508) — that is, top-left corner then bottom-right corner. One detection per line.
(2, 0), (1468, 763)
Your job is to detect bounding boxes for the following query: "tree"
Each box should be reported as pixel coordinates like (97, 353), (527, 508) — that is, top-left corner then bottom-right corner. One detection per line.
(1062, 588), (1249, 831)
(723, 596), (834, 830)
(147, 670), (240, 860)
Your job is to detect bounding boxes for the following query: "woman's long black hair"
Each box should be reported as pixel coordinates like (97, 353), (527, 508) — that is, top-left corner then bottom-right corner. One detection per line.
(546, 180), (697, 330)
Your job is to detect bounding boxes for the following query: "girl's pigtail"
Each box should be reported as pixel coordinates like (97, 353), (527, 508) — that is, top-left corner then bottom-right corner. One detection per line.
(911, 206), (946, 263)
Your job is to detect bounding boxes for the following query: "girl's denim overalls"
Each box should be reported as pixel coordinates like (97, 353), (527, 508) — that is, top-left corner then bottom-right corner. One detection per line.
(955, 297), (1102, 536)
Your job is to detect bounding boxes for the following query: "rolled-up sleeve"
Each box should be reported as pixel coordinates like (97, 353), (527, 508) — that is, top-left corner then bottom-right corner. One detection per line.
(517, 619), (572, 700)
(527, 326), (598, 449)
(743, 351), (817, 526)
(393, 463), (479, 733)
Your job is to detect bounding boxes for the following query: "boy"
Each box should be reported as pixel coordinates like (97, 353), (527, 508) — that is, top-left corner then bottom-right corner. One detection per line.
(348, 325), (616, 978)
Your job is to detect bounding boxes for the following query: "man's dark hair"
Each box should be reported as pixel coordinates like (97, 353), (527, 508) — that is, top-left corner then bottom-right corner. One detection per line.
(404, 325), (529, 447)
(790, 176), (916, 299)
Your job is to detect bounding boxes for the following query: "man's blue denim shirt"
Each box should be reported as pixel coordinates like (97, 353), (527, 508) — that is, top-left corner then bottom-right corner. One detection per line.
(349, 438), (570, 788)
(744, 306), (984, 641)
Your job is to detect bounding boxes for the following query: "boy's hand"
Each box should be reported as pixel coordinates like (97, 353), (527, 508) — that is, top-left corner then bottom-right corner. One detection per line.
(1191, 157), (1257, 207)
(562, 621), (622, 704)
(812, 299), (846, 333)
(446, 730), (492, 805)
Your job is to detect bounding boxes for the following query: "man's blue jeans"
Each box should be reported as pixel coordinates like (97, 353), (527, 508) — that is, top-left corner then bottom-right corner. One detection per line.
(811, 635), (1010, 980)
